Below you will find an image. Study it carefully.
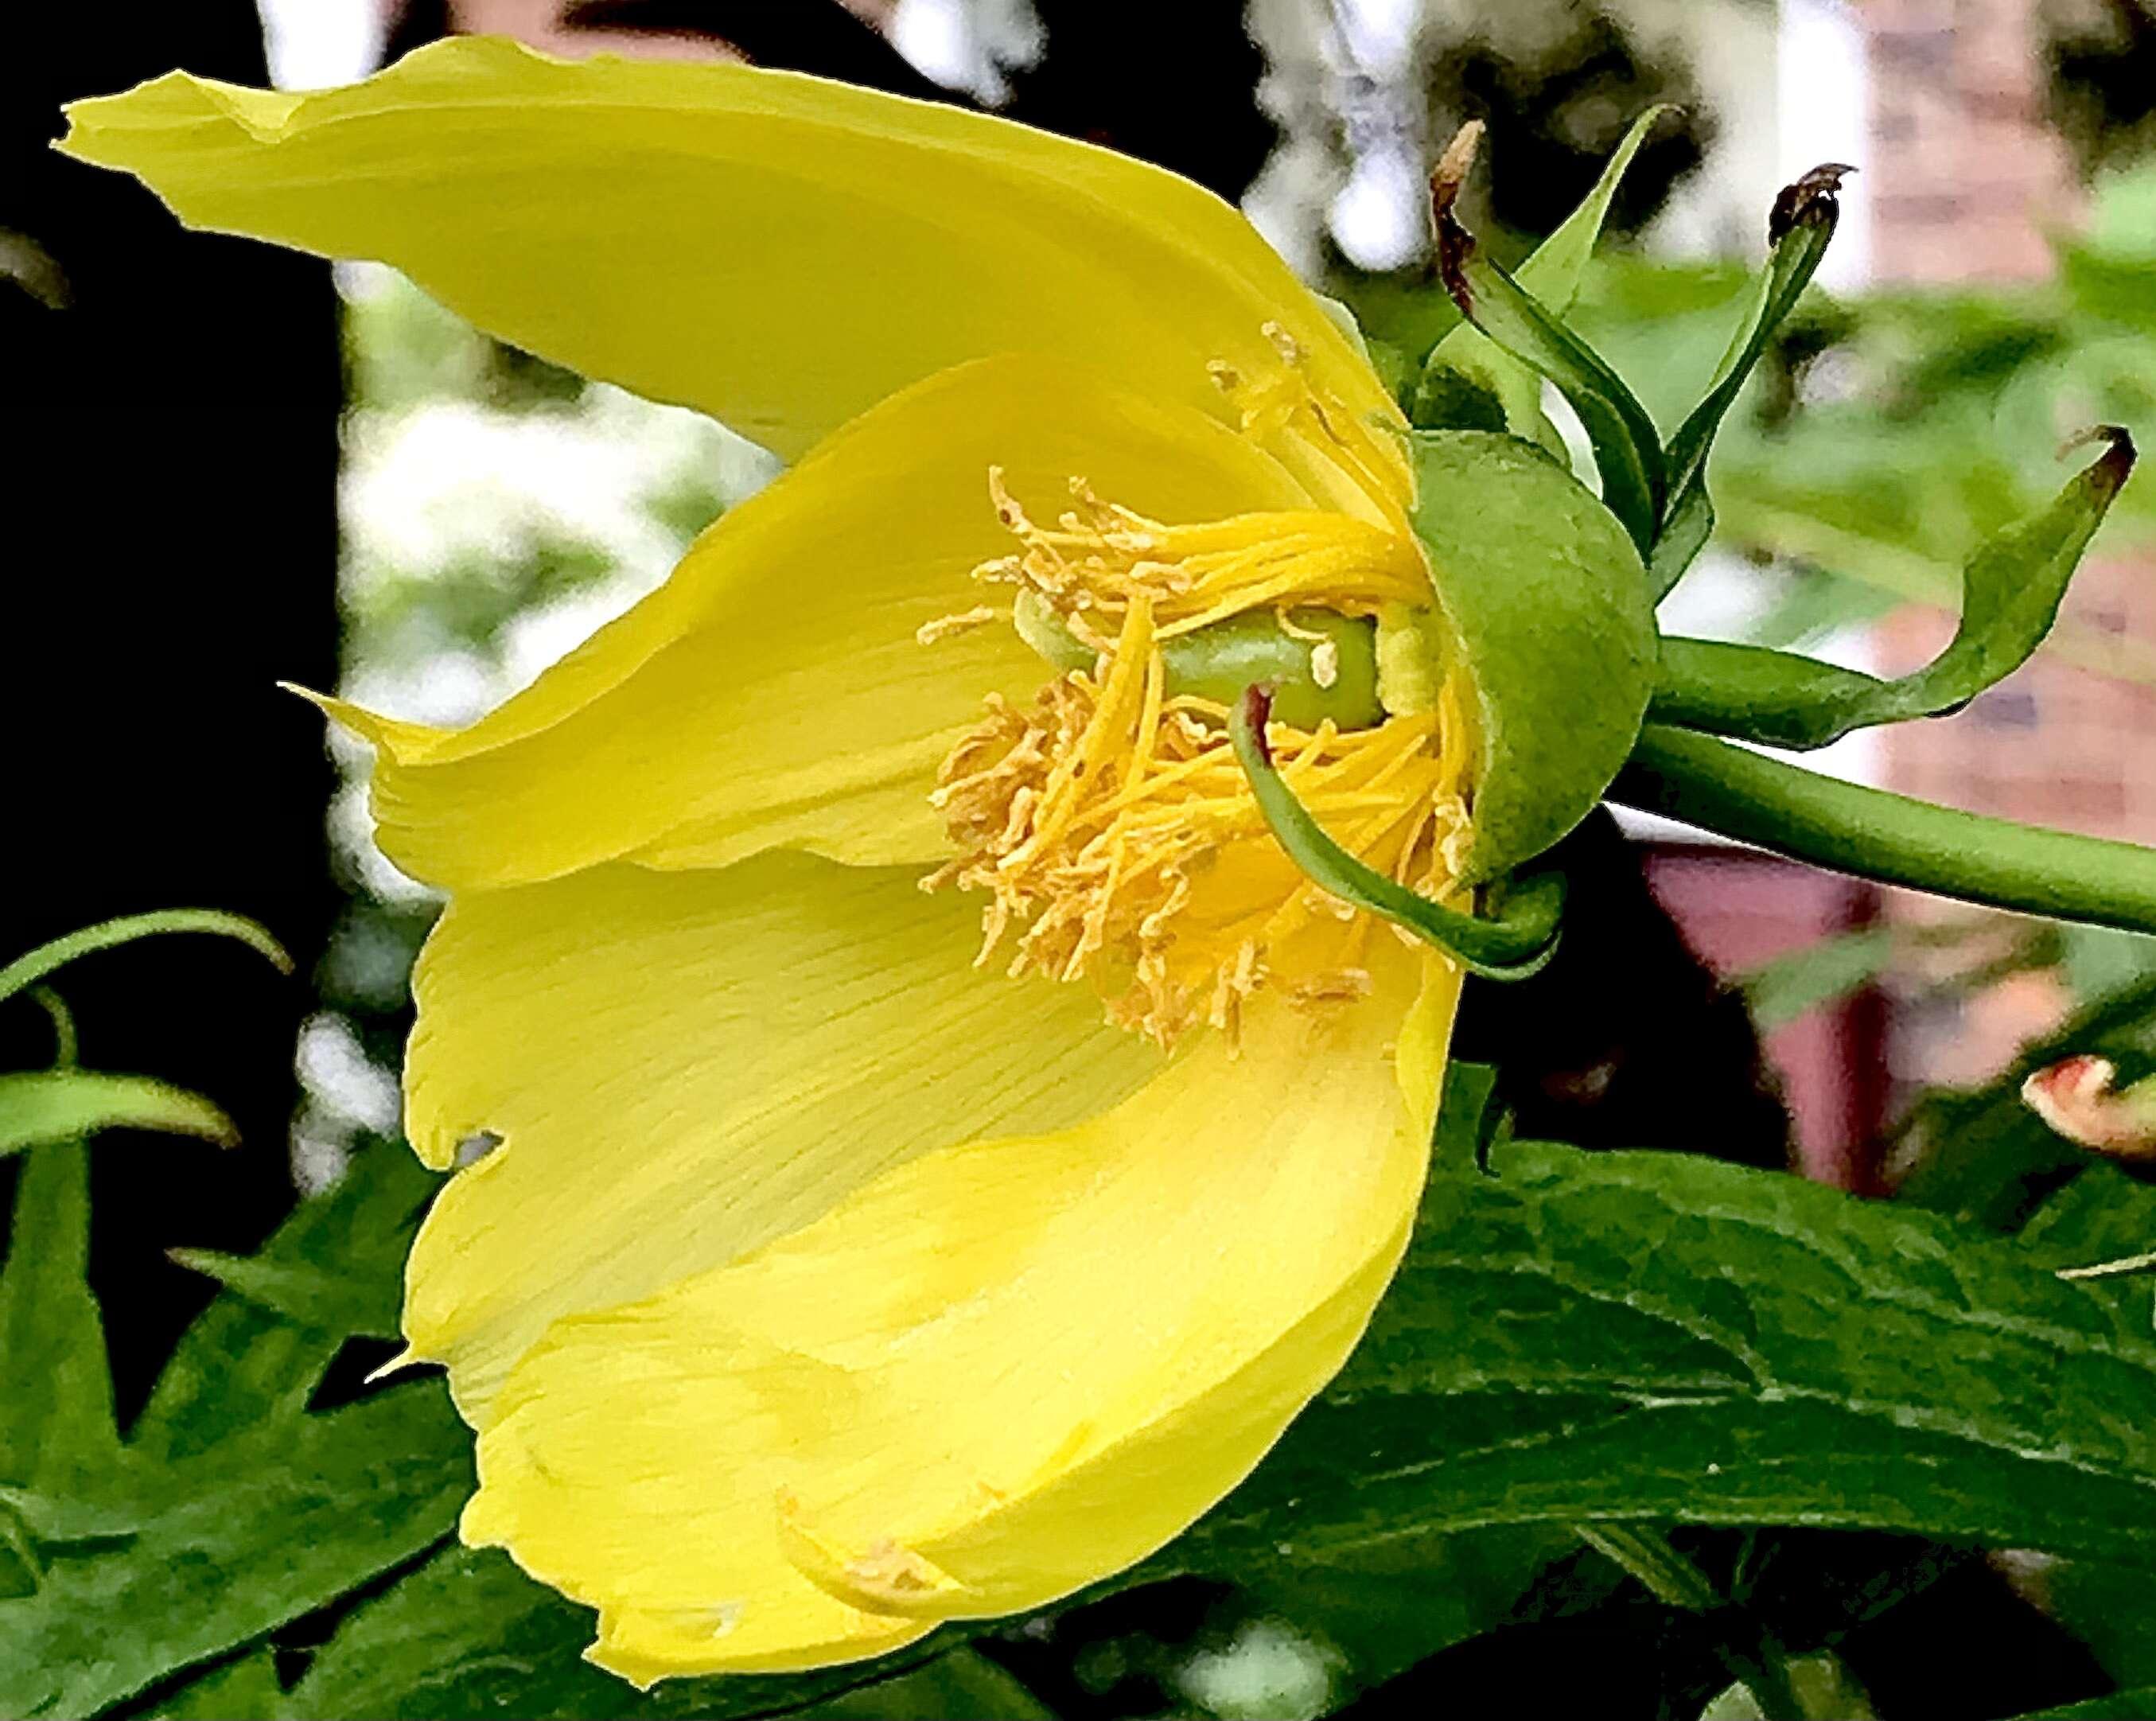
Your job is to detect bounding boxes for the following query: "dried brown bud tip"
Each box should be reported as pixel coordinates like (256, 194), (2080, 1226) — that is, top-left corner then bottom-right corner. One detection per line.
(1768, 162), (1856, 244)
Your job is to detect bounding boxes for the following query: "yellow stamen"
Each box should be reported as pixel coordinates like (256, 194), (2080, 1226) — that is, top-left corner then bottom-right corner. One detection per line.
(927, 472), (1472, 1050)
(1208, 321), (1415, 535)
(914, 605), (1003, 645)
(978, 470), (1427, 649)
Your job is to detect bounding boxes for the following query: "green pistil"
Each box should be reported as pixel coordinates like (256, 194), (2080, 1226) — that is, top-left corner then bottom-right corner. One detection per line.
(1011, 590), (1384, 730)
(1229, 686), (1563, 980)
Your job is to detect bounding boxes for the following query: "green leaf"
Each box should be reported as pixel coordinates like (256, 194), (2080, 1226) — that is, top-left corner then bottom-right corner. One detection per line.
(165, 1248), (401, 1337)
(1648, 165), (1851, 600)
(0, 1144), (466, 1720)
(1509, 110), (1676, 317)
(1228, 687), (1563, 979)
(0, 1143), (118, 1500)
(146, 1650), (286, 1721)
(0, 1385), (469, 1721)
(0, 1070), (236, 1155)
(0, 909), (290, 1007)
(1424, 184), (1668, 557)
(1232, 1528), (1576, 1696)
(1699, 1651), (1875, 1721)
(1430, 1059), (1504, 1174)
(1738, 929), (1897, 1032)
(2004, 1688), (2156, 1720)
(1649, 430), (2136, 747)
(282, 1544), (1037, 1721)
(2022, 1551), (2156, 1699)
(1409, 431), (1659, 880)
(792, 1652), (1053, 1720)
(1189, 1140), (2156, 1571)
(133, 1143), (438, 1459)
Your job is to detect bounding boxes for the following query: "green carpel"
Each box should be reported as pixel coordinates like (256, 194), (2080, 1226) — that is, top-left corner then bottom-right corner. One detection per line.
(1011, 590), (1384, 730)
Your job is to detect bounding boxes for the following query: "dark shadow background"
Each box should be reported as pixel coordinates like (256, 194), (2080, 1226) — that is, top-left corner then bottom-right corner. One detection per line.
(4, 2), (340, 1415)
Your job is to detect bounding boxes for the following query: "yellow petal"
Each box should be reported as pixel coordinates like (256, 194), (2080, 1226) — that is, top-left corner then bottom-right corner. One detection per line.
(462, 946), (1461, 1677)
(402, 852), (1163, 1421)
(324, 354), (1317, 890)
(60, 35), (1391, 464)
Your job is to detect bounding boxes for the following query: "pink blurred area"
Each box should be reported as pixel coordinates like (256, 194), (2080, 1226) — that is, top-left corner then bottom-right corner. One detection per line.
(1646, 851), (1887, 1190)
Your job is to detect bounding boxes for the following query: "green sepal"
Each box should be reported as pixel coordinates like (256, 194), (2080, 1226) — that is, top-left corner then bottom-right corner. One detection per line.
(1229, 687), (1563, 979)
(1427, 199), (1667, 558)
(1648, 427), (2135, 747)
(1407, 106), (1673, 426)
(1409, 430), (1660, 881)
(1649, 164), (1851, 599)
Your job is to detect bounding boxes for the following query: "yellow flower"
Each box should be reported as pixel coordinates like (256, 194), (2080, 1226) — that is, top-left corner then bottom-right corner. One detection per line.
(64, 38), (1487, 1683)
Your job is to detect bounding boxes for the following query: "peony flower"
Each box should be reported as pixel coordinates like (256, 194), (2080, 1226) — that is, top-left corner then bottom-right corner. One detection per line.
(63, 37), (1647, 1681)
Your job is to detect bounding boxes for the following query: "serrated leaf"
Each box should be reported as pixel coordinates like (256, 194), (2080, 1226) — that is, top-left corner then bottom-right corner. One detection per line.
(146, 1649), (285, 1720)
(133, 1143), (438, 1458)
(166, 1248), (400, 1337)
(1188, 1141), (2156, 1571)
(282, 1543), (1040, 1721)
(0, 1071), (235, 1154)
(0, 1143), (464, 1720)
(0, 1382), (469, 1719)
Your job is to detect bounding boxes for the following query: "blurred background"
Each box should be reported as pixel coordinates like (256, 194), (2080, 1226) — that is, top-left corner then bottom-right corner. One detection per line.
(7, 2), (2156, 1710)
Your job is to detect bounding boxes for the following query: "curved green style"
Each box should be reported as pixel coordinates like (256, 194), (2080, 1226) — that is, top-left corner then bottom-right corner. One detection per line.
(1230, 687), (1564, 980)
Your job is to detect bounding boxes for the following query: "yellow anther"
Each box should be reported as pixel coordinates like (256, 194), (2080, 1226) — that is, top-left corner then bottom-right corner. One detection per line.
(1208, 321), (1415, 535)
(925, 471), (1472, 1049)
(915, 605), (1003, 646)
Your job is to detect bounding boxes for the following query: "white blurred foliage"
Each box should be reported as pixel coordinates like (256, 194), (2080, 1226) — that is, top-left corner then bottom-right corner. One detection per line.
(314, 267), (780, 1177)
(298, 1010), (403, 1134)
(1176, 1619), (1342, 1721)
(891, 0), (1043, 103)
(254, 0), (380, 89)
(292, 1008), (405, 1193)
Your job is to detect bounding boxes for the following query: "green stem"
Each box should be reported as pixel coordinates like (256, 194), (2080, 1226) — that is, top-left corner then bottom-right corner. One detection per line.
(29, 988), (76, 1069)
(0, 909), (290, 1008)
(1613, 726), (2156, 936)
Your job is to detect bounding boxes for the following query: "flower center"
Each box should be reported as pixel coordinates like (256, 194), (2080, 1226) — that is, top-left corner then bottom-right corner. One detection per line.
(922, 475), (1473, 1050)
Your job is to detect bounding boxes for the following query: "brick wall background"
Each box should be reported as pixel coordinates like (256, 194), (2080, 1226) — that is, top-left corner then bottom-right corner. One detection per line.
(1865, 0), (2156, 1091)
